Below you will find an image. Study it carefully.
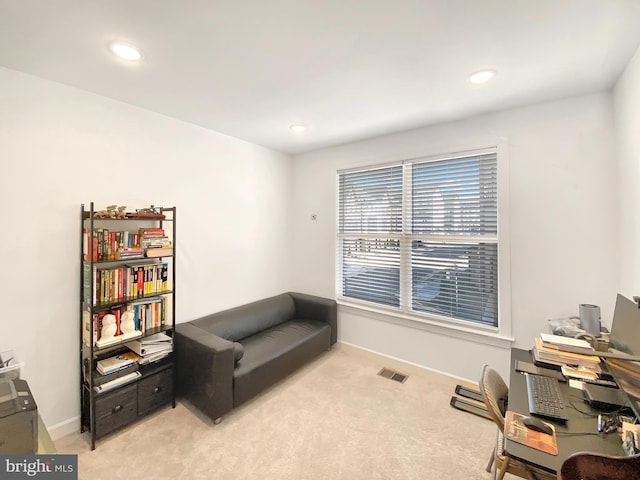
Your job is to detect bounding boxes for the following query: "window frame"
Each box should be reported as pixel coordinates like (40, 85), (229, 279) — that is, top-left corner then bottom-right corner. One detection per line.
(336, 143), (511, 341)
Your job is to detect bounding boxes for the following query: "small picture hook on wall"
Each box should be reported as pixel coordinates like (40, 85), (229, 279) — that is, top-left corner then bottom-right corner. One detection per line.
(311, 214), (318, 221)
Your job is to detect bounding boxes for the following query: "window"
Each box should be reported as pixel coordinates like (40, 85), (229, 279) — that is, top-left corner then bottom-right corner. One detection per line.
(337, 148), (499, 328)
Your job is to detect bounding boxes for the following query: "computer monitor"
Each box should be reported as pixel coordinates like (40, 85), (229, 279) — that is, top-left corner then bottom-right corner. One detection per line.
(606, 357), (640, 418)
(604, 294), (640, 418)
(609, 294), (640, 356)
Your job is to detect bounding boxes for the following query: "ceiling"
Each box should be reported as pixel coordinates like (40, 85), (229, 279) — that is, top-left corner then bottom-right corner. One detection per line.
(1, 1), (640, 155)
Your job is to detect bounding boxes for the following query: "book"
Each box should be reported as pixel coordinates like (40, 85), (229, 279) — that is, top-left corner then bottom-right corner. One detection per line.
(533, 337), (601, 370)
(94, 371), (141, 393)
(93, 362), (139, 386)
(96, 351), (140, 375)
(117, 247), (144, 260)
(82, 227), (89, 261)
(540, 333), (593, 350)
(560, 364), (599, 381)
(139, 228), (165, 236)
(138, 351), (171, 365)
(504, 410), (558, 455)
(125, 339), (172, 356)
(141, 332), (172, 344)
(140, 236), (172, 247)
(145, 247), (173, 258)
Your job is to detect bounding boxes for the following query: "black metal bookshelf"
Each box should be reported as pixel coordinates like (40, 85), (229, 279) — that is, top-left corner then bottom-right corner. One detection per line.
(79, 202), (177, 450)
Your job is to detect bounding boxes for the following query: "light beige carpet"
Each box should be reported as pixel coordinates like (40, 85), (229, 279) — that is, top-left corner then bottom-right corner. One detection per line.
(56, 344), (497, 479)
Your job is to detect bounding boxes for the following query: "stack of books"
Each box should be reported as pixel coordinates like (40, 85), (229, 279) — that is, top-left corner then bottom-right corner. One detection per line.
(533, 335), (601, 371)
(117, 246), (145, 260)
(126, 332), (173, 364)
(94, 351), (141, 393)
(139, 228), (173, 258)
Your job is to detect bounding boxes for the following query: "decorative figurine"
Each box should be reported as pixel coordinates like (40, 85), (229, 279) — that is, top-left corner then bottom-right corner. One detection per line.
(120, 310), (136, 334)
(100, 314), (118, 340)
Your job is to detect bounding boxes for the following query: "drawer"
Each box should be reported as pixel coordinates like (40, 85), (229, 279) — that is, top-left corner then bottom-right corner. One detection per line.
(138, 367), (173, 416)
(94, 383), (137, 438)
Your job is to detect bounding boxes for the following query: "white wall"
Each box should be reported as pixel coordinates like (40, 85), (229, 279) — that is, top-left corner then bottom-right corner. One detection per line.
(0, 67), (293, 438)
(291, 93), (618, 382)
(614, 44), (640, 297)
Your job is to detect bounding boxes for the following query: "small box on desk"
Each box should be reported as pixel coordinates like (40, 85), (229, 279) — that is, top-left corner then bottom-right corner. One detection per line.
(0, 350), (24, 381)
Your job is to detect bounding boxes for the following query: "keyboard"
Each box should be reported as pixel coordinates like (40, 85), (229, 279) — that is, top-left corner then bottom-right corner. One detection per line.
(525, 373), (569, 421)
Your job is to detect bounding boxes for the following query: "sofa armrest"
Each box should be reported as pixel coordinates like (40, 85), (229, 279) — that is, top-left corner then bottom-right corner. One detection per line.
(288, 292), (338, 345)
(175, 322), (235, 422)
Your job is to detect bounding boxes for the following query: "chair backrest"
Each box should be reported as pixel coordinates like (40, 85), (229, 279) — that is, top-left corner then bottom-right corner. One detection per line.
(479, 364), (509, 431)
(559, 451), (640, 480)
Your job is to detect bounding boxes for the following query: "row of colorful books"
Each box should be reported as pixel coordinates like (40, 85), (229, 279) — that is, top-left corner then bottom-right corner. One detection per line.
(82, 227), (172, 262)
(83, 262), (169, 305)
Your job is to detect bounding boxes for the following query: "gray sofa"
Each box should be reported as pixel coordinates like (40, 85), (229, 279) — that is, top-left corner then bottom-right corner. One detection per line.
(175, 292), (337, 422)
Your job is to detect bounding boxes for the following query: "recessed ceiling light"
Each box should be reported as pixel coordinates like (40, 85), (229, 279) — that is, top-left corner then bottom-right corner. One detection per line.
(468, 69), (496, 84)
(108, 42), (143, 61)
(290, 124), (306, 133)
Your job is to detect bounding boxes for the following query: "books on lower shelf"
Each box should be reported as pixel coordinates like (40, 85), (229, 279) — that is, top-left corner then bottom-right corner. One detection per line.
(125, 332), (173, 364)
(93, 362), (139, 386)
(94, 371), (141, 393)
(96, 351), (141, 375)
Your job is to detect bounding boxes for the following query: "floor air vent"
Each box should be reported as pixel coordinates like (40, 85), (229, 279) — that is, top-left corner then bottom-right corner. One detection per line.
(377, 368), (408, 384)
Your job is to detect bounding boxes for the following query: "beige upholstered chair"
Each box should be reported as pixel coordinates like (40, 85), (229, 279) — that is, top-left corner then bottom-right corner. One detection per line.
(479, 364), (556, 480)
(559, 451), (640, 480)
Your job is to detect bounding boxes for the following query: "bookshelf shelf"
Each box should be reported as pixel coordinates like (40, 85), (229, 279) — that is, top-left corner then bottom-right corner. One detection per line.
(79, 202), (177, 450)
(83, 290), (175, 310)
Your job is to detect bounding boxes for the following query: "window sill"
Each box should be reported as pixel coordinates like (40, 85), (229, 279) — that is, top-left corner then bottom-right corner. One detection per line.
(337, 299), (514, 349)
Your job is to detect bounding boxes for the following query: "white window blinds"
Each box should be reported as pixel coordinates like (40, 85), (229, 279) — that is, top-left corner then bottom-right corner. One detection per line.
(338, 165), (402, 308)
(337, 149), (499, 327)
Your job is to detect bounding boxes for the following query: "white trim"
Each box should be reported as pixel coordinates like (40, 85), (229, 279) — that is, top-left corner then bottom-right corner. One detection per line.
(402, 146), (498, 165)
(337, 146), (498, 175)
(496, 138), (512, 338)
(336, 141), (510, 335)
(338, 300), (514, 349)
(338, 159), (402, 175)
(336, 340), (482, 385)
(47, 415), (80, 440)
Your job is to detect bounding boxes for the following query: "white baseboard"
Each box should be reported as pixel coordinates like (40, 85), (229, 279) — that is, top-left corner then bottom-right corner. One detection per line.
(47, 415), (80, 441)
(336, 340), (479, 386)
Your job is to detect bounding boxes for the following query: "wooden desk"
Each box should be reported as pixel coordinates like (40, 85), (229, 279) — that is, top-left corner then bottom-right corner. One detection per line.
(505, 348), (625, 474)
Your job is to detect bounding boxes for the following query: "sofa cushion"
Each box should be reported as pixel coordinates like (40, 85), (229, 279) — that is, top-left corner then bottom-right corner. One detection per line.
(232, 342), (244, 363)
(191, 293), (296, 342)
(233, 319), (331, 406)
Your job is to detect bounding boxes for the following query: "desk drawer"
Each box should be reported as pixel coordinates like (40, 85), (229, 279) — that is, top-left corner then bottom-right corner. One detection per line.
(138, 368), (173, 416)
(94, 384), (137, 438)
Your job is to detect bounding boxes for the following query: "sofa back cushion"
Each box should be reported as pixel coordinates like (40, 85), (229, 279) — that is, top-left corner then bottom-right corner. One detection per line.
(191, 293), (296, 342)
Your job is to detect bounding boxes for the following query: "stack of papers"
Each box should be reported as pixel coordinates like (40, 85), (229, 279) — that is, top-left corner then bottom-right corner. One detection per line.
(126, 332), (173, 364)
(533, 337), (601, 370)
(560, 365), (599, 381)
(539, 333), (593, 350)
